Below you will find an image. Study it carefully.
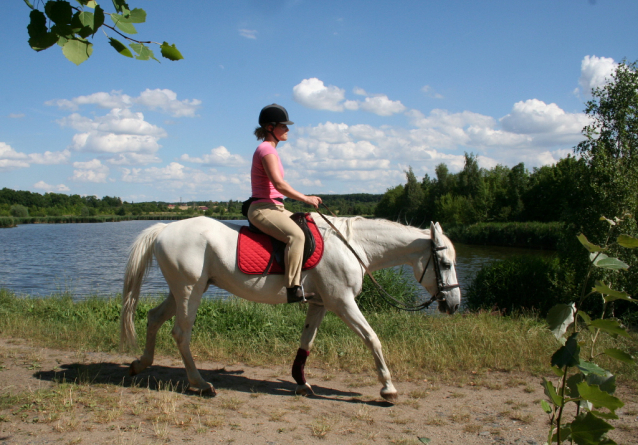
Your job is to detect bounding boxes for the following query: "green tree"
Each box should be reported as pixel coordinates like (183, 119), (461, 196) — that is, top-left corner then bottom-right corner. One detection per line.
(564, 60), (638, 320)
(24, 0), (183, 65)
(401, 167), (424, 223)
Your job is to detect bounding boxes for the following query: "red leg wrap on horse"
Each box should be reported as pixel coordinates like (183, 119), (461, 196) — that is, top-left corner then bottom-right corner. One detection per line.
(291, 348), (310, 385)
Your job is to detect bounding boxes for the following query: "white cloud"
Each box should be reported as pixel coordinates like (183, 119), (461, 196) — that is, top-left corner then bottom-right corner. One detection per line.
(8, 113), (25, 119)
(46, 91), (133, 110)
(500, 99), (589, 144)
(58, 109), (166, 160)
(0, 142), (69, 170)
(28, 149), (71, 164)
(293, 78), (347, 111)
(359, 95), (406, 116)
(239, 29), (257, 39)
(292, 78), (406, 116)
(0, 142), (29, 162)
(180, 146), (245, 167)
(34, 181), (70, 192)
(47, 89), (201, 117)
(71, 159), (109, 183)
(578, 55), (617, 94)
(421, 85), (444, 99)
(136, 89), (201, 117)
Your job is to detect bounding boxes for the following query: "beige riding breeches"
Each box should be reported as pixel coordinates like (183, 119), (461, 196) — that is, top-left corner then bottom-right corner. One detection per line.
(247, 202), (304, 288)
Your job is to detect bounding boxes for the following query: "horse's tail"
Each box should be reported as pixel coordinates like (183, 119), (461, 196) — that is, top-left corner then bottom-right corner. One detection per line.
(120, 223), (167, 351)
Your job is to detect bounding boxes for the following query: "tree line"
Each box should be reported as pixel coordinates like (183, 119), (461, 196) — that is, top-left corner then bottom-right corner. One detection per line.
(374, 154), (584, 226)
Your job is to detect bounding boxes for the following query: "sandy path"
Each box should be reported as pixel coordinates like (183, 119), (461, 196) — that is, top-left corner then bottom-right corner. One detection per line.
(0, 338), (636, 445)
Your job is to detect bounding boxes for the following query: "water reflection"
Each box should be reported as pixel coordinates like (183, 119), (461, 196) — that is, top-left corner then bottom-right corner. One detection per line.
(0, 219), (552, 301)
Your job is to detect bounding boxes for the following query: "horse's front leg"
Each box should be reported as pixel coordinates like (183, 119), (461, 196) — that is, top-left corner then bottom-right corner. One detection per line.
(293, 303), (327, 396)
(171, 283), (216, 396)
(130, 292), (176, 376)
(333, 300), (398, 402)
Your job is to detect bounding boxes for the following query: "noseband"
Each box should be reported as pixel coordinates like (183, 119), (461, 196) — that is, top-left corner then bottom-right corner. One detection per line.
(419, 245), (461, 303)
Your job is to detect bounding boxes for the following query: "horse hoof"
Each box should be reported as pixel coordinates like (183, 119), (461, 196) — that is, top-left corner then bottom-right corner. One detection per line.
(188, 383), (217, 397)
(129, 360), (143, 376)
(295, 382), (314, 397)
(380, 388), (398, 403)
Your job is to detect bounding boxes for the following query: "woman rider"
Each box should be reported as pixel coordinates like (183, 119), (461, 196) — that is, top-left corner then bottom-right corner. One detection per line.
(247, 104), (322, 303)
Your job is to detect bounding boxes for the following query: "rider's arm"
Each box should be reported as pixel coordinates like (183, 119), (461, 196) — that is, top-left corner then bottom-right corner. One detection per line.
(262, 154), (322, 208)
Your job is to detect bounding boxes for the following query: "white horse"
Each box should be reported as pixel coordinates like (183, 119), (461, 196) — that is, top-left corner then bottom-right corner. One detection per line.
(120, 215), (461, 402)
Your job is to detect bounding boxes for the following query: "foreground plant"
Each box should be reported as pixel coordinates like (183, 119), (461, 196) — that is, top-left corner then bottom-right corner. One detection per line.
(24, 0), (183, 65)
(542, 216), (637, 444)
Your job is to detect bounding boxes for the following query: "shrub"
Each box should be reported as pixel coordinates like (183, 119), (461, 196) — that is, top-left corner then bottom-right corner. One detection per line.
(356, 267), (420, 313)
(10, 204), (29, 218)
(465, 255), (571, 316)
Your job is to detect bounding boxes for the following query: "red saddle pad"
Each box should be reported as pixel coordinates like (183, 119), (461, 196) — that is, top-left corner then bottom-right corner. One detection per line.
(237, 214), (324, 275)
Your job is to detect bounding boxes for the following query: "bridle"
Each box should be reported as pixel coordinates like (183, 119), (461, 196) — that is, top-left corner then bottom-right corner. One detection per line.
(418, 244), (461, 306)
(316, 204), (460, 312)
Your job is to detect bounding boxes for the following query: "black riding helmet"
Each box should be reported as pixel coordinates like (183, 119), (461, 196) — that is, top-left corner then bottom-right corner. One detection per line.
(258, 104), (294, 127)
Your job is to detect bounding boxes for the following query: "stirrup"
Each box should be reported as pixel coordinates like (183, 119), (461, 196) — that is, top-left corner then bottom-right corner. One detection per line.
(287, 285), (314, 304)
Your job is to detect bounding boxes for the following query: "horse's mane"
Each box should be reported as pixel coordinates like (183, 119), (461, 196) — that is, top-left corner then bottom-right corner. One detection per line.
(316, 215), (456, 260)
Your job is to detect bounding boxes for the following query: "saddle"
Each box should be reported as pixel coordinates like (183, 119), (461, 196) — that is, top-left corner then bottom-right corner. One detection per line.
(237, 213), (324, 275)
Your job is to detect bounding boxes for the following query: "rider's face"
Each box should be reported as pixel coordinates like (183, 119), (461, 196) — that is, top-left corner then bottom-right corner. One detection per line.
(271, 124), (289, 141)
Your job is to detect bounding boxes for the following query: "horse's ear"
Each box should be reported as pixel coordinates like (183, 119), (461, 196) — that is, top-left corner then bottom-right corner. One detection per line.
(430, 221), (442, 244)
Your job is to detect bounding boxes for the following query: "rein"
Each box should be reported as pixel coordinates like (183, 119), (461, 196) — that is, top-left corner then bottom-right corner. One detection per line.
(316, 204), (456, 312)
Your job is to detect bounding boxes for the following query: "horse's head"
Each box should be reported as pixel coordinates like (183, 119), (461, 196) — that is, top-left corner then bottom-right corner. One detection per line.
(414, 222), (462, 314)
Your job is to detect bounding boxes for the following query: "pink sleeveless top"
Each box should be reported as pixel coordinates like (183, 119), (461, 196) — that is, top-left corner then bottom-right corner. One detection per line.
(251, 141), (285, 204)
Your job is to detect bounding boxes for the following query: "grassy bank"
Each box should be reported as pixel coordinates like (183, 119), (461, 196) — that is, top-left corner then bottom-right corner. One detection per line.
(1, 289), (636, 382)
(445, 221), (562, 249)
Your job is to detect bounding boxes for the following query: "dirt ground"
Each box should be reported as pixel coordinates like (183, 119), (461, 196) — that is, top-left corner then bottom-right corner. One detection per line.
(0, 338), (636, 445)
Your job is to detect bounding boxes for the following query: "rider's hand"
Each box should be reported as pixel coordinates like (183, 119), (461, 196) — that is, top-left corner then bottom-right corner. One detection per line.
(305, 196), (322, 209)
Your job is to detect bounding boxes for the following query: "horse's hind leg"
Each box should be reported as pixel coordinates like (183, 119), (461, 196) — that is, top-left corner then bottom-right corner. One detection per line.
(293, 303), (327, 396)
(171, 283), (216, 396)
(333, 300), (398, 402)
(130, 292), (176, 376)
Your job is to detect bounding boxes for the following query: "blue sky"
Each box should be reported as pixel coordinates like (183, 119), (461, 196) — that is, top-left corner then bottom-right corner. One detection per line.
(1, 0), (636, 203)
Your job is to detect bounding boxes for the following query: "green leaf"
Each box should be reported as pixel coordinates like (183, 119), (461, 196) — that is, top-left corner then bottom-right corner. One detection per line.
(62, 38), (93, 65)
(24, 0), (35, 9)
(593, 281), (633, 303)
(617, 234), (638, 248)
(591, 410), (619, 420)
(571, 412), (615, 445)
(160, 42), (184, 61)
(551, 332), (580, 368)
(550, 365), (564, 377)
(45, 0), (73, 25)
(108, 37), (133, 58)
(27, 10), (59, 51)
(70, 12), (93, 38)
(586, 373), (616, 396)
(547, 303), (575, 340)
(590, 253), (629, 270)
(576, 382), (623, 413)
(566, 373), (584, 398)
(578, 233), (606, 253)
(600, 216), (616, 226)
(110, 14), (137, 34)
(540, 399), (552, 414)
(129, 43), (159, 62)
(542, 377), (563, 407)
(418, 438), (431, 444)
(51, 23), (74, 38)
(112, 0), (130, 15)
(604, 348), (635, 365)
(589, 319), (630, 338)
(93, 5), (105, 29)
(115, 8), (146, 23)
(577, 359), (608, 376)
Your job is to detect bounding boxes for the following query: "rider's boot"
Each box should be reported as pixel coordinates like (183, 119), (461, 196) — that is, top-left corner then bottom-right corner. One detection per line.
(287, 285), (314, 304)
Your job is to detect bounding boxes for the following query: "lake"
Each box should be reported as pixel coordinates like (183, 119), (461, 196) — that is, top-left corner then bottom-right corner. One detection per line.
(0, 219), (552, 301)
